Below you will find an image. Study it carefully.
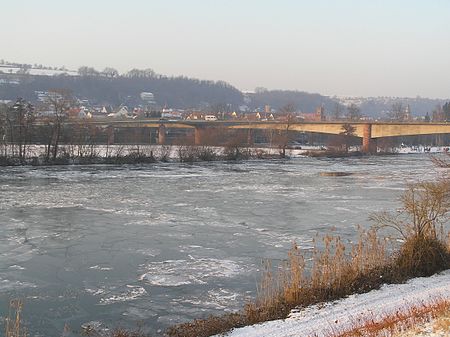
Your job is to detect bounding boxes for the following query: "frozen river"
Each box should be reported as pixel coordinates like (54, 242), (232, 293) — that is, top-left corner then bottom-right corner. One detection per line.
(0, 155), (444, 336)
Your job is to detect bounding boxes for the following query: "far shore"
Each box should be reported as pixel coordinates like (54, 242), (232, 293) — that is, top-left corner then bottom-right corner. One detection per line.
(0, 144), (447, 167)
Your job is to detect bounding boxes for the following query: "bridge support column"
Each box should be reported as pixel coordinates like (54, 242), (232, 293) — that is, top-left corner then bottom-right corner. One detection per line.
(194, 127), (203, 145)
(247, 129), (254, 145)
(362, 124), (377, 154)
(107, 126), (115, 145)
(158, 125), (166, 145)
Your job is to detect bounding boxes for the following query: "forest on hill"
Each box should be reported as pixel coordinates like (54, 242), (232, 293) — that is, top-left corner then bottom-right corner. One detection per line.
(0, 67), (447, 117)
(0, 69), (337, 113)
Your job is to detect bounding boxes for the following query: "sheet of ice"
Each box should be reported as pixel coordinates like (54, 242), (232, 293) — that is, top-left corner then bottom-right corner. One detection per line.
(85, 284), (147, 305)
(139, 258), (246, 286)
(224, 270), (450, 337)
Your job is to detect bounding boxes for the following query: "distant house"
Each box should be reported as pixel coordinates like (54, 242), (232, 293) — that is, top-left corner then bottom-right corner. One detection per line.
(67, 107), (91, 119)
(298, 106), (326, 122)
(186, 111), (204, 120)
(101, 106), (113, 114)
(161, 109), (183, 120)
(108, 106), (130, 118)
(140, 92), (156, 105)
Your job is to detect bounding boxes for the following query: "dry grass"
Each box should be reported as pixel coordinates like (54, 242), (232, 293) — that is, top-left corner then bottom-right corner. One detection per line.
(167, 227), (450, 337)
(5, 299), (27, 337)
(395, 235), (450, 278)
(430, 311), (450, 335)
(326, 298), (450, 337)
(243, 231), (394, 324)
(431, 152), (450, 168)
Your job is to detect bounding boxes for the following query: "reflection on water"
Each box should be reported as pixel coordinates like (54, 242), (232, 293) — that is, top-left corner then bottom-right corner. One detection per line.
(0, 155), (444, 336)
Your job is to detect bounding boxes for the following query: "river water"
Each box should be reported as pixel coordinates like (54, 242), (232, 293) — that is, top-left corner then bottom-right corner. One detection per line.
(0, 155), (444, 336)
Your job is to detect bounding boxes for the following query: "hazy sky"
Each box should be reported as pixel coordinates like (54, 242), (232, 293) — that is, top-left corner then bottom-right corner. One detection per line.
(2, 0), (450, 98)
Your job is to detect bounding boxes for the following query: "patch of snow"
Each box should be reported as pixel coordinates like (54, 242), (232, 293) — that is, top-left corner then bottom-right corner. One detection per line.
(223, 270), (450, 337)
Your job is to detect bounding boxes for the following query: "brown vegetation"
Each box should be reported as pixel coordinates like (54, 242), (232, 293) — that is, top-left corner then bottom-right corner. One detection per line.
(326, 298), (450, 337)
(167, 176), (450, 337)
(304, 148), (363, 158)
(5, 299), (27, 337)
(431, 152), (450, 168)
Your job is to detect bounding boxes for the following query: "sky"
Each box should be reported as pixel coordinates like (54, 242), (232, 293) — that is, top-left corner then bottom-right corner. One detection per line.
(2, 0), (450, 98)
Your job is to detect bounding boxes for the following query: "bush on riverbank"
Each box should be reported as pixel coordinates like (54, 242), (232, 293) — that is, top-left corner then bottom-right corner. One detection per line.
(166, 177), (450, 337)
(0, 144), (287, 166)
(304, 148), (364, 158)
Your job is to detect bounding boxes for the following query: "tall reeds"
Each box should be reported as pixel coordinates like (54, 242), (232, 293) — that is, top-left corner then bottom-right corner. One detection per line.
(167, 175), (450, 337)
(5, 299), (27, 337)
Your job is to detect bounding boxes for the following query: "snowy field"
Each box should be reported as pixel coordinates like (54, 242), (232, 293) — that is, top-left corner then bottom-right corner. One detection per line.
(222, 270), (450, 337)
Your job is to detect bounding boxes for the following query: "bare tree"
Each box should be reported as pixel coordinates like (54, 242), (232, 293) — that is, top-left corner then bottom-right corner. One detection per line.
(278, 103), (296, 116)
(1, 99), (35, 161)
(156, 145), (172, 162)
(432, 105), (445, 122)
(42, 89), (72, 162)
(126, 68), (156, 78)
(371, 179), (450, 240)
(274, 113), (295, 158)
(347, 104), (361, 121)
(0, 103), (8, 157)
(78, 66), (99, 77)
(332, 102), (343, 121)
(71, 119), (99, 158)
(13, 99), (35, 161)
(443, 102), (450, 122)
(339, 123), (357, 153)
(389, 102), (405, 121)
(102, 67), (119, 78)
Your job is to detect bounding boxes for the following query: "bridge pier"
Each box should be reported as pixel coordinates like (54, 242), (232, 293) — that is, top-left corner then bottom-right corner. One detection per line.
(362, 124), (377, 154)
(107, 126), (115, 145)
(194, 127), (203, 145)
(158, 124), (166, 145)
(247, 129), (254, 145)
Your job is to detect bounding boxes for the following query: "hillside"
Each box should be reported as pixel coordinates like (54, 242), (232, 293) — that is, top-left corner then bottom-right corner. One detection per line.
(0, 73), (244, 109)
(246, 90), (338, 113)
(0, 66), (448, 116)
(334, 96), (449, 118)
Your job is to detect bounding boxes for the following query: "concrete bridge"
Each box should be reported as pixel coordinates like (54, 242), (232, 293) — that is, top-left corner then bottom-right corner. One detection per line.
(88, 120), (450, 153)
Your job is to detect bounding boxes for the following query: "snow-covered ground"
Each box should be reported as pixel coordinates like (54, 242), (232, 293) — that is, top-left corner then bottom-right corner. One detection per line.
(397, 146), (449, 154)
(222, 270), (450, 337)
(397, 312), (450, 337)
(0, 66), (78, 76)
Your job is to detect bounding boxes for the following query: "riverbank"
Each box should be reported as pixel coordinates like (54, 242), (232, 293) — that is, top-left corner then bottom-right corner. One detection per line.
(0, 144), (281, 166)
(222, 270), (450, 337)
(166, 173), (450, 337)
(166, 233), (450, 337)
(1, 144), (448, 166)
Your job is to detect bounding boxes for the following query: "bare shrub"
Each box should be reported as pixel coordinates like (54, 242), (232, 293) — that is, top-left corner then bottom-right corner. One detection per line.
(370, 178), (450, 278)
(166, 314), (244, 337)
(395, 235), (450, 277)
(177, 145), (198, 163)
(196, 146), (218, 161)
(431, 152), (450, 168)
(167, 230), (392, 337)
(5, 299), (27, 337)
(371, 179), (450, 240)
(156, 145), (171, 162)
(223, 132), (249, 160)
